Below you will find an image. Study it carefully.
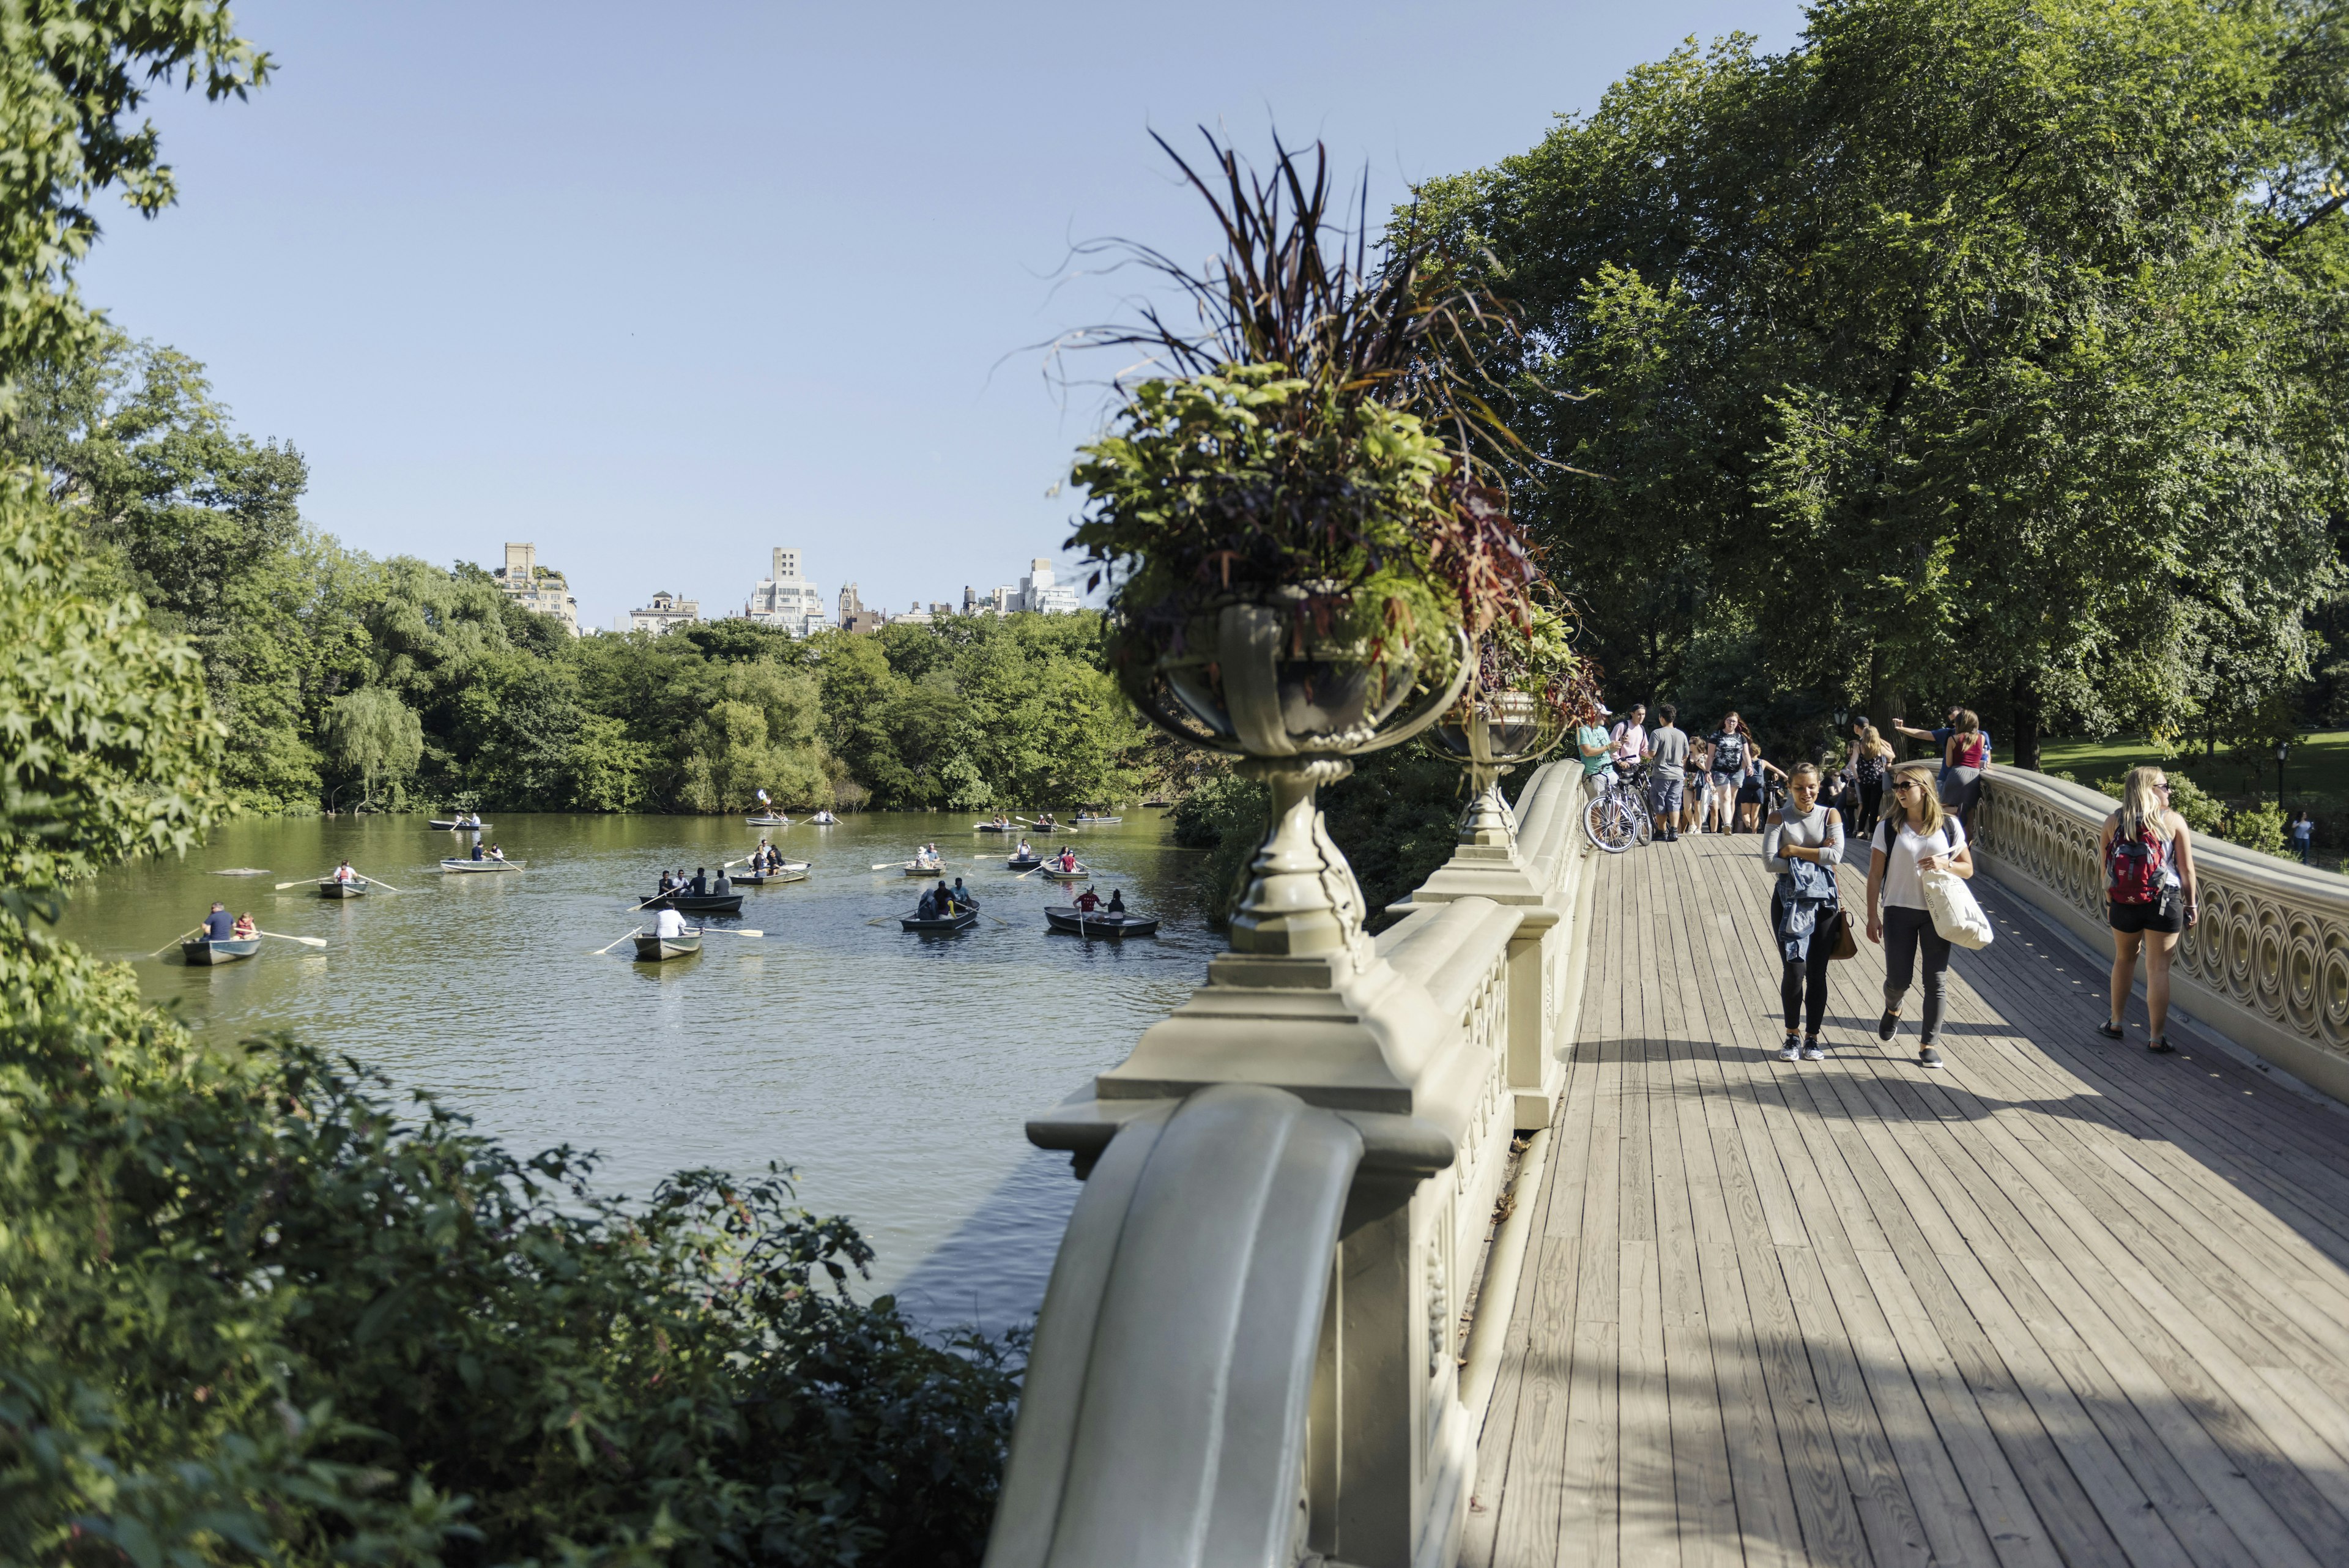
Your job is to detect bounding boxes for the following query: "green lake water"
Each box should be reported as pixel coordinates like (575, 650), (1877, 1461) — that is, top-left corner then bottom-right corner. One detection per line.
(56, 809), (1217, 1331)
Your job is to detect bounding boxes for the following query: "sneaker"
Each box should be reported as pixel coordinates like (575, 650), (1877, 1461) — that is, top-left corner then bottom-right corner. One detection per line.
(1801, 1041), (1825, 1061)
(1778, 1037), (1800, 1062)
(1918, 1045), (1943, 1069)
(1878, 1009), (1899, 1042)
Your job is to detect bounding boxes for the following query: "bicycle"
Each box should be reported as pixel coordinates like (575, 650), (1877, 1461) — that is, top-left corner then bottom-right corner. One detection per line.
(1584, 762), (1656, 854)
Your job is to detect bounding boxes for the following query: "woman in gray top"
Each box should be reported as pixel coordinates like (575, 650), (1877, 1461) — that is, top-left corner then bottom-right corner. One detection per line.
(1763, 762), (1846, 1061)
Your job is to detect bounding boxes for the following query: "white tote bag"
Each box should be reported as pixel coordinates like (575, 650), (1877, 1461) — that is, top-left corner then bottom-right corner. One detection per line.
(1921, 866), (1994, 950)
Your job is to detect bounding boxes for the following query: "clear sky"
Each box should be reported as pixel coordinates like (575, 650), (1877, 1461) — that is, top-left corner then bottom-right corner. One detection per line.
(79, 1), (1805, 633)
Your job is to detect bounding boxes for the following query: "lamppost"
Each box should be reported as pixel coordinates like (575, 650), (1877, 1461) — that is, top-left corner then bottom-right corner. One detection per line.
(2277, 739), (2291, 809)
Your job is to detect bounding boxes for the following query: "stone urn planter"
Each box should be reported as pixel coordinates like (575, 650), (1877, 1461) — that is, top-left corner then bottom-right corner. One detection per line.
(1426, 685), (1565, 848)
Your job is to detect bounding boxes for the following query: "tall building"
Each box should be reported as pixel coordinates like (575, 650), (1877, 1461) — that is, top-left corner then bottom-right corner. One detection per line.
(1021, 558), (1081, 614)
(628, 591), (699, 635)
(837, 582), (886, 634)
(744, 547), (830, 636)
(491, 542), (580, 634)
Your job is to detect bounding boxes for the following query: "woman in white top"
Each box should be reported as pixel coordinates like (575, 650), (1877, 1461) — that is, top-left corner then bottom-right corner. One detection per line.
(1865, 762), (1975, 1069)
(1762, 763), (1846, 1060)
(2096, 765), (2199, 1052)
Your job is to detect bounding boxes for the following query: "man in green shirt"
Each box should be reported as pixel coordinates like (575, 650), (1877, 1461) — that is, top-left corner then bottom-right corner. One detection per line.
(1577, 705), (1612, 803)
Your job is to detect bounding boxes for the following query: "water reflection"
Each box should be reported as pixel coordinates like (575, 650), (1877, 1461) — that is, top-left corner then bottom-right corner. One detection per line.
(58, 809), (1215, 1330)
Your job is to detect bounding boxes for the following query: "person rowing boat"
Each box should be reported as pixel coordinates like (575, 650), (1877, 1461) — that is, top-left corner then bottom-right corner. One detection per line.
(333, 860), (357, 883)
(203, 902), (233, 940)
(1056, 846), (1079, 872)
(652, 905), (689, 940)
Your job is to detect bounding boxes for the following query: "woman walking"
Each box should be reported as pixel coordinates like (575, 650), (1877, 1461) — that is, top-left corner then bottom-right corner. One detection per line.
(1682, 735), (1713, 836)
(1942, 710), (1989, 836)
(1764, 764), (1846, 1061)
(1704, 713), (1751, 833)
(1849, 722), (1894, 836)
(1866, 762), (1975, 1069)
(2098, 765), (2199, 1053)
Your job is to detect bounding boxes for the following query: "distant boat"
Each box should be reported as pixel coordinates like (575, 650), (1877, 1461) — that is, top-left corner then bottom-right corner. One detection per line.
(440, 857), (522, 872)
(1039, 861), (1090, 882)
(736, 866), (809, 885)
(1073, 814), (1123, 826)
(644, 891), (744, 915)
(1008, 854), (1044, 871)
(633, 929), (702, 962)
(181, 935), (262, 965)
(809, 811), (839, 825)
(429, 817), (488, 830)
(1045, 906), (1160, 938)
(744, 814), (787, 826)
(974, 821), (1018, 832)
(900, 910), (978, 933)
(316, 877), (369, 899)
(899, 860), (947, 877)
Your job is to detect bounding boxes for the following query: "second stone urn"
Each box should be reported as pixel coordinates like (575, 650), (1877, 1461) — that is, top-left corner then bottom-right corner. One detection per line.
(1425, 686), (1565, 853)
(1115, 592), (1471, 963)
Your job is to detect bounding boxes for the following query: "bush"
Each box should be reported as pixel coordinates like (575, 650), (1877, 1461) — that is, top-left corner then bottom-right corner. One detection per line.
(2225, 801), (2290, 858)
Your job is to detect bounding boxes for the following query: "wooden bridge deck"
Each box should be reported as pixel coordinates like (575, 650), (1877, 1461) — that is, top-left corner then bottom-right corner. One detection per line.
(1464, 831), (2349, 1568)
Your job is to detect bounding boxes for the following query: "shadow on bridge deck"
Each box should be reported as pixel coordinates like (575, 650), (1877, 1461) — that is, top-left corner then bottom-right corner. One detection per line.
(1466, 831), (2349, 1568)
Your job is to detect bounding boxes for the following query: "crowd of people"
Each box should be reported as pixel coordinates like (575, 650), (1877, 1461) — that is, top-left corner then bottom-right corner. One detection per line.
(1575, 696), (2199, 1070)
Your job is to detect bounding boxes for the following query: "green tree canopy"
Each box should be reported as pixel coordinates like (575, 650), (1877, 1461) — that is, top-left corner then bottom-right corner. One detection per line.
(320, 685), (422, 806)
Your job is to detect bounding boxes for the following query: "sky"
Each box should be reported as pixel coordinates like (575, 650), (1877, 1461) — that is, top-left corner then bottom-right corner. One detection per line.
(79, 0), (1806, 633)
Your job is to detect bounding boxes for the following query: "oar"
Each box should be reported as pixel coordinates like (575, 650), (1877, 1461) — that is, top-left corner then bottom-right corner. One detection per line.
(254, 929), (328, 948)
(696, 927), (763, 938)
(273, 871), (336, 890)
(149, 926), (203, 957)
(594, 927), (644, 956)
(352, 872), (406, 893)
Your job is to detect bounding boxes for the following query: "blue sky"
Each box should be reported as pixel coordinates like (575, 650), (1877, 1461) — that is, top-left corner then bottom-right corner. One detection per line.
(80, 1), (1804, 632)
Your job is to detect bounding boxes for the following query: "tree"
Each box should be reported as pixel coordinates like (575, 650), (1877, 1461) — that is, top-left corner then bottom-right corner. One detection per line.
(321, 686), (421, 808)
(1416, 0), (2349, 766)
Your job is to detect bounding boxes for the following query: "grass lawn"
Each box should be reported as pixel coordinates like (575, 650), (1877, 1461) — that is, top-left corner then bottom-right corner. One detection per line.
(2036, 730), (2349, 804)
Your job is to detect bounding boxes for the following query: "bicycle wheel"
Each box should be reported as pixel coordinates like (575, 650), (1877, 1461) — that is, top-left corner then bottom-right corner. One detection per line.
(1636, 808), (1655, 847)
(1584, 792), (1638, 855)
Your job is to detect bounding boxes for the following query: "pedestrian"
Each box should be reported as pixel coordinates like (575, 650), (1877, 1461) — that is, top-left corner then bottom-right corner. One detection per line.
(1892, 705), (1991, 796)
(1866, 762), (1975, 1069)
(1940, 710), (1990, 836)
(1644, 704), (1690, 841)
(1704, 713), (1752, 832)
(1764, 762), (1846, 1061)
(1608, 703), (1649, 776)
(1576, 702), (1612, 806)
(1846, 721), (1894, 837)
(1739, 751), (1787, 834)
(2098, 766), (2199, 1053)
(2288, 809), (2316, 864)
(1681, 735), (1712, 836)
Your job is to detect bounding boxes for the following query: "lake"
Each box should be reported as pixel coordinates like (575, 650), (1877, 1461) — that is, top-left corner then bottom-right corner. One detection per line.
(56, 808), (1217, 1332)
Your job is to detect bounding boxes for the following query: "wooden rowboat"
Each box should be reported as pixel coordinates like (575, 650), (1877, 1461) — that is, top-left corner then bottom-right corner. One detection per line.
(181, 935), (262, 965)
(974, 822), (1017, 832)
(644, 891), (744, 915)
(744, 814), (787, 826)
(633, 929), (702, 961)
(901, 860), (946, 877)
(440, 858), (523, 872)
(900, 910), (978, 933)
(809, 812), (838, 824)
(316, 877), (369, 899)
(1045, 906), (1160, 938)
(1008, 855), (1044, 871)
(735, 868), (809, 886)
(428, 818), (489, 830)
(1039, 862), (1089, 882)
(1073, 814), (1123, 825)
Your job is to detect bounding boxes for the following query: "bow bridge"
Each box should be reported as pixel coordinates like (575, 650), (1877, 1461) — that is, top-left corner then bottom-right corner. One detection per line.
(983, 765), (2349, 1567)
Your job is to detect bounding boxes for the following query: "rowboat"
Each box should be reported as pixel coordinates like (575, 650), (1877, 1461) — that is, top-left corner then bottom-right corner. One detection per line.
(974, 822), (1018, 833)
(316, 877), (369, 899)
(736, 868), (809, 886)
(1045, 906), (1160, 938)
(428, 818), (489, 830)
(633, 929), (702, 961)
(900, 910), (978, 933)
(809, 811), (838, 824)
(899, 860), (946, 877)
(181, 935), (262, 965)
(1008, 855), (1044, 871)
(744, 814), (787, 826)
(644, 891), (744, 915)
(440, 858), (522, 872)
(1073, 814), (1123, 825)
(1039, 862), (1090, 882)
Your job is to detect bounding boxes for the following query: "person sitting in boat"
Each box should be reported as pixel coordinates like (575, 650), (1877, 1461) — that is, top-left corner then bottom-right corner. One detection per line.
(203, 902), (234, 940)
(689, 867), (708, 896)
(471, 838), (486, 860)
(1074, 886), (1103, 915)
(1015, 838), (1033, 860)
(658, 869), (675, 895)
(231, 912), (258, 940)
(1107, 889), (1126, 915)
(932, 879), (956, 912)
(711, 868), (732, 895)
(334, 860), (357, 883)
(652, 905), (688, 939)
(1057, 847), (1079, 872)
(915, 887), (938, 920)
(951, 877), (976, 910)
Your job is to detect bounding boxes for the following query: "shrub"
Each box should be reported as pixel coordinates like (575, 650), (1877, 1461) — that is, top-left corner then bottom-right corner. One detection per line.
(2225, 801), (2290, 858)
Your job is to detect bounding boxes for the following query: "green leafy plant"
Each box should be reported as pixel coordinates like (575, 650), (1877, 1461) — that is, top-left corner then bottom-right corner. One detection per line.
(2226, 800), (2290, 856)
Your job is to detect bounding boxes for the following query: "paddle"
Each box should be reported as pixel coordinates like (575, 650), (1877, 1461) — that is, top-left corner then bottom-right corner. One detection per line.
(149, 926), (203, 958)
(254, 929), (328, 948)
(593, 927), (644, 956)
(696, 927), (763, 938)
(274, 871), (336, 890)
(356, 874), (406, 893)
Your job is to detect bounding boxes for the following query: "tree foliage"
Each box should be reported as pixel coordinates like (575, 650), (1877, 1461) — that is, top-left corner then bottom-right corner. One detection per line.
(1414, 0), (2349, 767)
(321, 685), (421, 807)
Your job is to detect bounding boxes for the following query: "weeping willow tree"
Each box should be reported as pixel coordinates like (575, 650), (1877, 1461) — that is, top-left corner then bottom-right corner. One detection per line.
(321, 685), (421, 807)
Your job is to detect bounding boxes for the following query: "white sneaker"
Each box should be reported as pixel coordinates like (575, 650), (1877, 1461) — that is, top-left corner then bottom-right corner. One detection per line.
(1801, 1042), (1825, 1061)
(1778, 1039), (1800, 1062)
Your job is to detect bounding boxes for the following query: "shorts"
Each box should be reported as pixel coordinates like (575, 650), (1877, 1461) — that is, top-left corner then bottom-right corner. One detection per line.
(1737, 779), (1764, 804)
(2109, 896), (2183, 936)
(1709, 770), (1738, 790)
(1941, 765), (1983, 812)
(1649, 776), (1684, 814)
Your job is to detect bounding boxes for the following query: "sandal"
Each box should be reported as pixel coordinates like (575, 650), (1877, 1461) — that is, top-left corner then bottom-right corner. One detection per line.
(2096, 1020), (2125, 1041)
(2148, 1036), (2178, 1055)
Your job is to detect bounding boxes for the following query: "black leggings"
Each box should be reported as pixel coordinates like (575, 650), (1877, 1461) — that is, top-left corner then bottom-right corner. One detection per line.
(1857, 778), (1885, 836)
(1882, 905), (1951, 1042)
(1781, 933), (1835, 1035)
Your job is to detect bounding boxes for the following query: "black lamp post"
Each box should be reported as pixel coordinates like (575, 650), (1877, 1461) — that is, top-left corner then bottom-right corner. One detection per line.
(2277, 740), (2291, 809)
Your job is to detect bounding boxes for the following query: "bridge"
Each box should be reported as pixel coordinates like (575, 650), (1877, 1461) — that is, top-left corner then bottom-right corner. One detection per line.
(984, 765), (2349, 1567)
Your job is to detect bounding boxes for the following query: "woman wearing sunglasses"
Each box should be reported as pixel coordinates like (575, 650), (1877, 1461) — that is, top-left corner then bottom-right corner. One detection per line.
(2098, 765), (2199, 1052)
(1866, 762), (1975, 1069)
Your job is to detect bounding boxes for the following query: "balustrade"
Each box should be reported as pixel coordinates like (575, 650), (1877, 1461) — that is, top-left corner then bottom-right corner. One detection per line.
(989, 758), (1595, 1568)
(1972, 767), (2349, 1104)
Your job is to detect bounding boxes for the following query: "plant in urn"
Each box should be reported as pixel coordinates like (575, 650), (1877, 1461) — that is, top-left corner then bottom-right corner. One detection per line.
(1063, 134), (1543, 969)
(1426, 600), (1587, 855)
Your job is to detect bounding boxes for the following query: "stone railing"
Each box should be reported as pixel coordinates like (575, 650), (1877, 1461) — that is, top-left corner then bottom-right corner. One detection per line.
(1972, 767), (2349, 1104)
(986, 759), (1597, 1568)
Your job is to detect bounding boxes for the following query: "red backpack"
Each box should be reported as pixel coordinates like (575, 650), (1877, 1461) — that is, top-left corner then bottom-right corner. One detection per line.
(2106, 819), (2169, 905)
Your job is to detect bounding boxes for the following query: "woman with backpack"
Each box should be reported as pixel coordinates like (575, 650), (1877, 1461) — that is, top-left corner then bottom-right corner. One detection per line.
(2098, 765), (2199, 1053)
(1866, 762), (1975, 1069)
(1764, 763), (1846, 1061)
